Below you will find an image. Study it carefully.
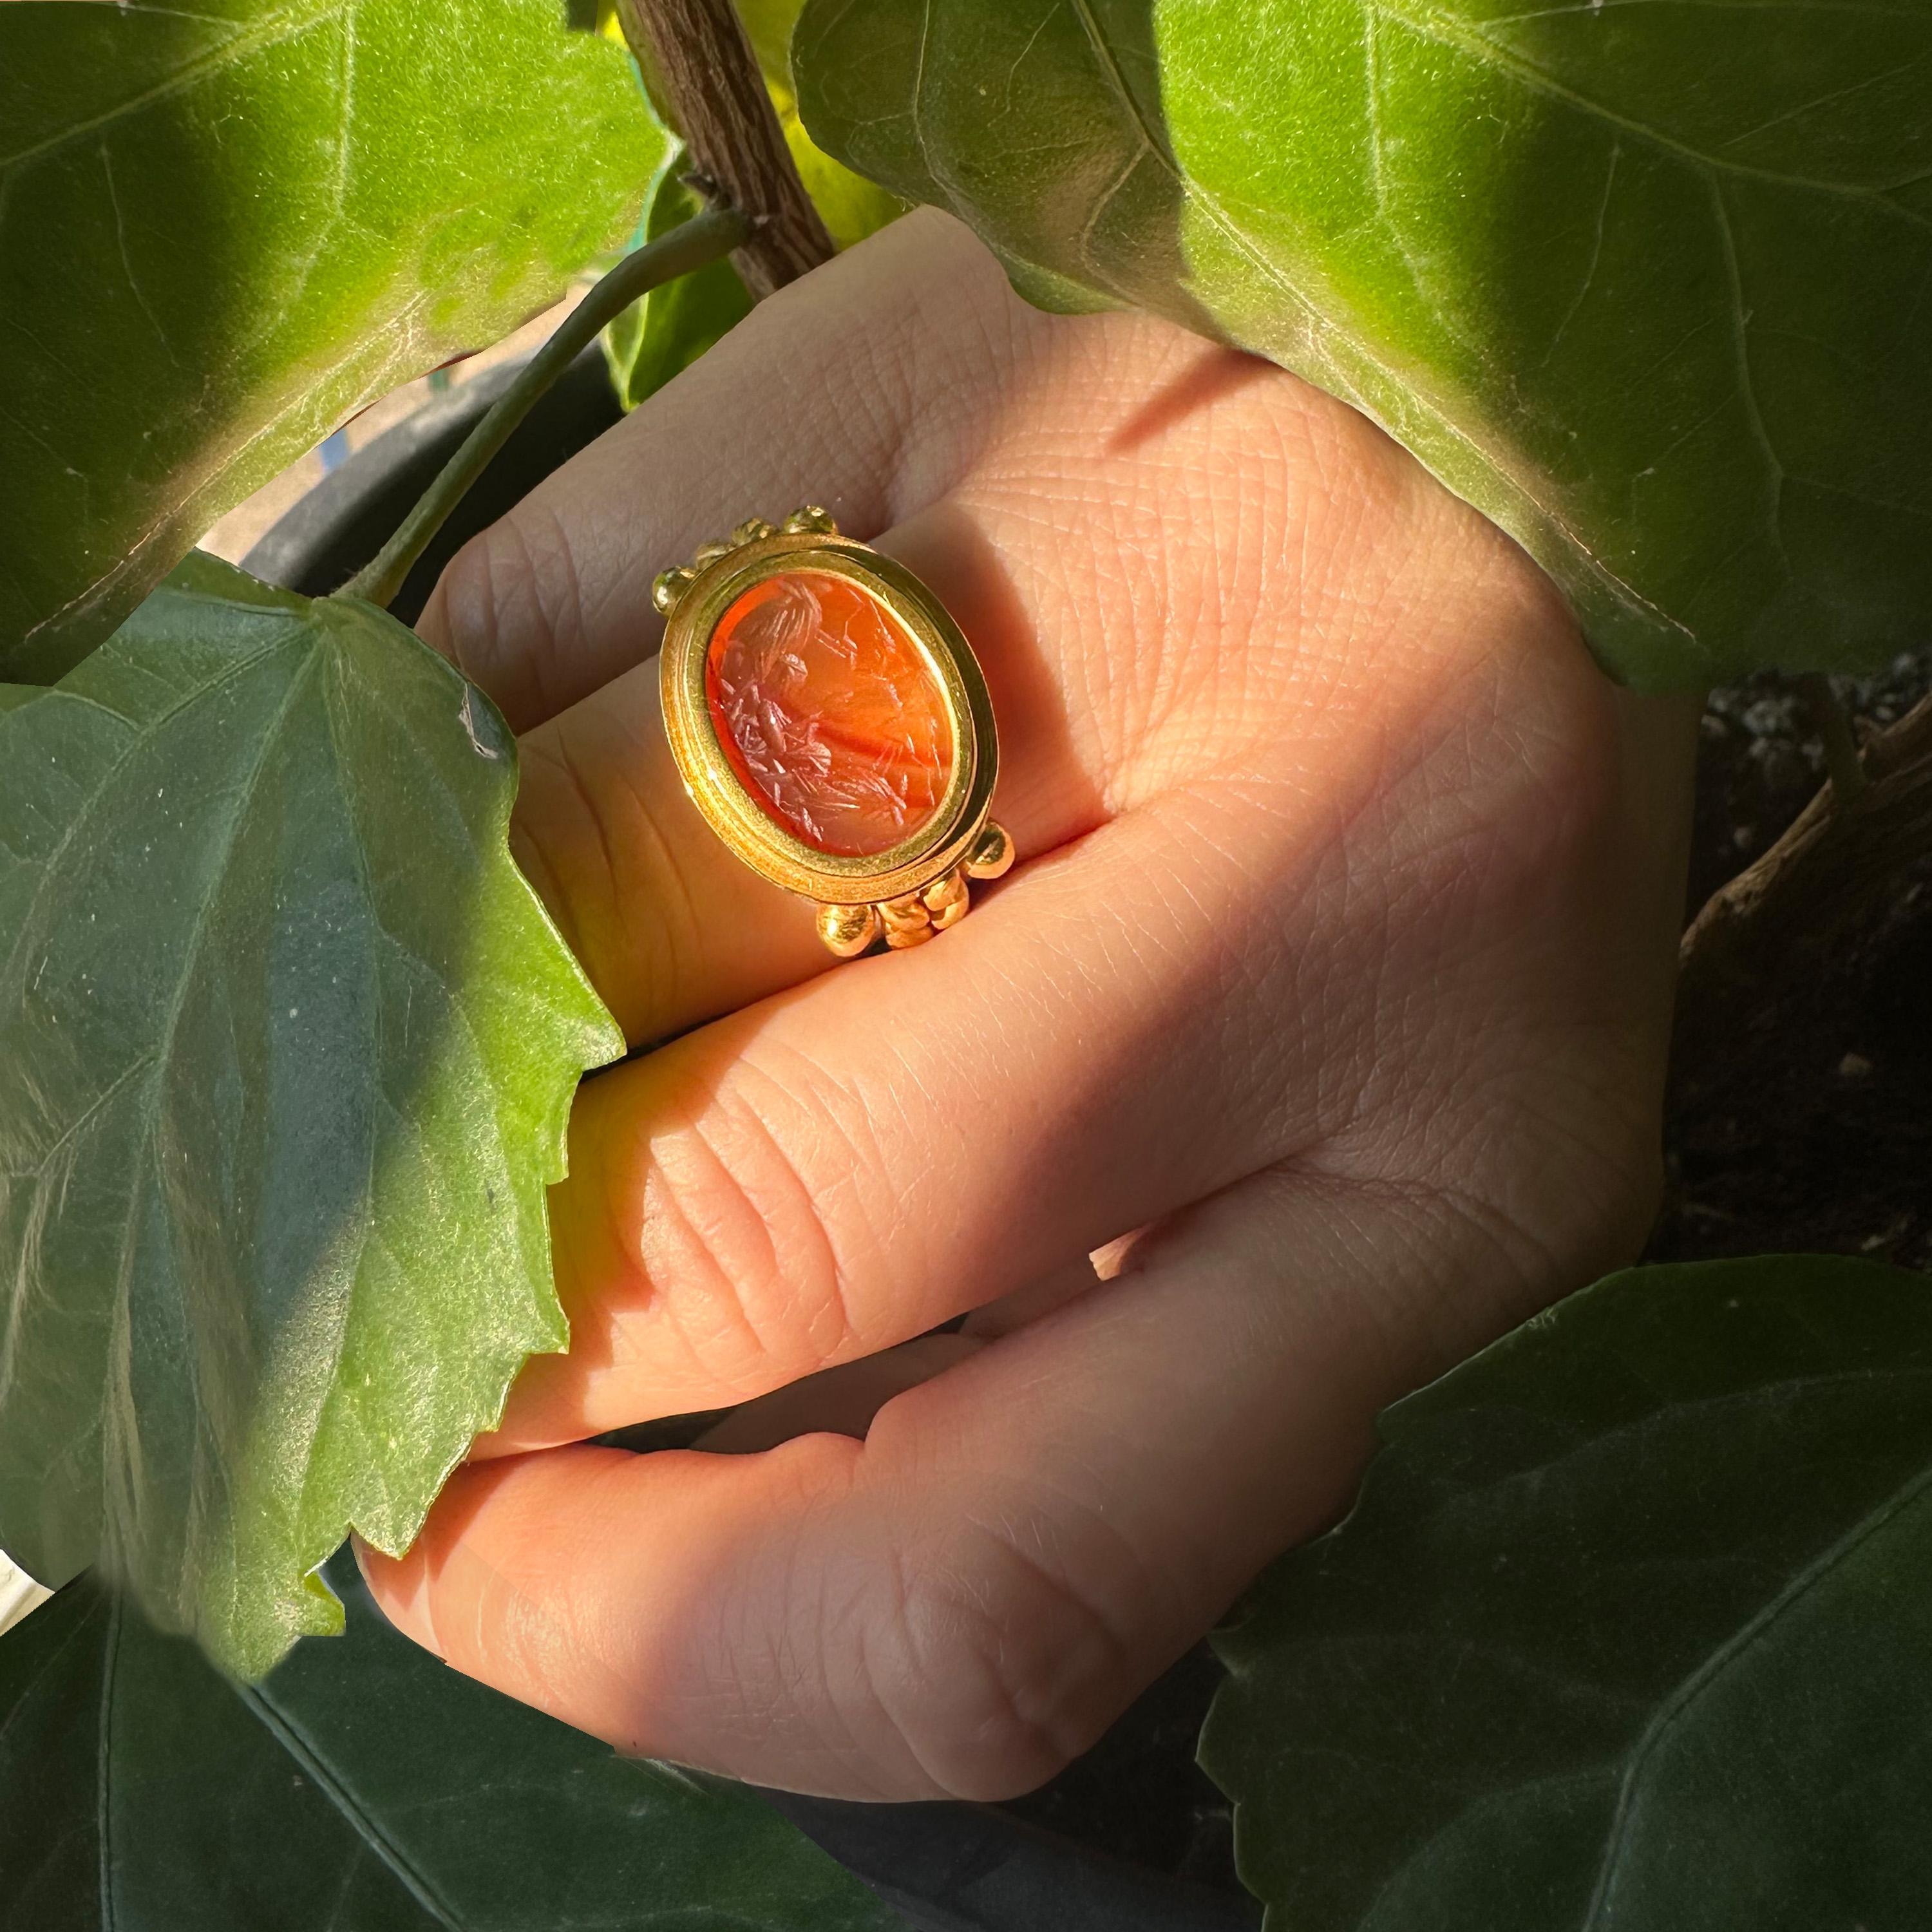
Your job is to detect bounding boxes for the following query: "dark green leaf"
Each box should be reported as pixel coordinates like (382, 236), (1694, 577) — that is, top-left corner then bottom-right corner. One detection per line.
(0, 1557), (900, 1931)
(0, 0), (668, 684)
(794, 0), (1932, 689)
(0, 554), (624, 1679)
(1201, 1255), (1932, 1931)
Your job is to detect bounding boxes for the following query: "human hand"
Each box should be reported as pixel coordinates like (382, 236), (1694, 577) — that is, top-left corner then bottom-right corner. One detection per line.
(359, 209), (1697, 1801)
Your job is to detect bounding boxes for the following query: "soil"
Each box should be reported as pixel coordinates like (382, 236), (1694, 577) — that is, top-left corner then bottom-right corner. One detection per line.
(1000, 653), (1932, 1899)
(1651, 653), (1932, 1273)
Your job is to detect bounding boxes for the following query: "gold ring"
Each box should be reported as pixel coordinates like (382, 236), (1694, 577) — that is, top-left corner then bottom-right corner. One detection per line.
(655, 507), (1013, 956)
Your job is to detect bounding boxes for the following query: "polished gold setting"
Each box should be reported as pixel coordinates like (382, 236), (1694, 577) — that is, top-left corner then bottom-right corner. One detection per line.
(656, 507), (1012, 954)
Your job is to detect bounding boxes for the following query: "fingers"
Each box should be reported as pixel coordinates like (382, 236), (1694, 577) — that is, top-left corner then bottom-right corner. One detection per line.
(422, 209), (1037, 733)
(360, 1167), (1444, 1801)
(477, 222), (1466, 1050)
(487, 353), (1478, 1049)
(490, 548), (1669, 1452)
(484, 778), (1340, 1454)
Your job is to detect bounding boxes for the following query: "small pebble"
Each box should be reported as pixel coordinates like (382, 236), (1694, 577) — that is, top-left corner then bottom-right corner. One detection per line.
(1839, 1052), (1875, 1080)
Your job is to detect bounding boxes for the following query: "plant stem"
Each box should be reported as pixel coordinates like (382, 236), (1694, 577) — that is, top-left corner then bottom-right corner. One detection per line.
(1797, 672), (1869, 803)
(340, 205), (750, 611)
(614, 0), (833, 299)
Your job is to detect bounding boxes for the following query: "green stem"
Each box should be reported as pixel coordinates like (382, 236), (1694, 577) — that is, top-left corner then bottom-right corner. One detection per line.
(341, 204), (752, 611)
(1797, 671), (1869, 804)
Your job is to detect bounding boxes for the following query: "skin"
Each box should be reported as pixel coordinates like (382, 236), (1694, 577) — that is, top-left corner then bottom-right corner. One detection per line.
(359, 208), (1700, 1801)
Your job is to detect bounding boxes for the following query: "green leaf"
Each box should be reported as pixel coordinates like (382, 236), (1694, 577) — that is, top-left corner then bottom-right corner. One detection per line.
(0, 554), (625, 1680)
(1201, 1255), (1932, 1931)
(0, 0), (669, 685)
(604, 148), (757, 410)
(0, 1557), (900, 1931)
(793, 0), (1932, 690)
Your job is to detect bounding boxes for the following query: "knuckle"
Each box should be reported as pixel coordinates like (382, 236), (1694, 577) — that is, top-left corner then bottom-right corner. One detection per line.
(433, 520), (524, 688)
(1439, 635), (1625, 911)
(1481, 1086), (1664, 1286)
(635, 1057), (873, 1400)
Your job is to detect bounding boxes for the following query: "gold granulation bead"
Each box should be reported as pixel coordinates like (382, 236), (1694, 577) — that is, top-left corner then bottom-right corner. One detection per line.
(964, 821), (1015, 880)
(922, 867), (967, 914)
(660, 512), (842, 618)
(652, 567), (695, 615)
(922, 867), (971, 932)
(879, 894), (935, 948)
(817, 902), (881, 958)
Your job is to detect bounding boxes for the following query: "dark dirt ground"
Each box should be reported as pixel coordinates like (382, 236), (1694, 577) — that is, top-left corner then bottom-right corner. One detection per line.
(1650, 654), (1932, 1273)
(999, 653), (1932, 1896)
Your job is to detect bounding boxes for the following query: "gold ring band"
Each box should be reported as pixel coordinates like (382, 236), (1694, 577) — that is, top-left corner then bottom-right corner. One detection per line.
(655, 508), (1012, 956)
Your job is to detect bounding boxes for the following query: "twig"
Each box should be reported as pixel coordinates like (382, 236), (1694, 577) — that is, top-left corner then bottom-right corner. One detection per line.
(339, 205), (750, 611)
(1797, 672), (1868, 803)
(613, 0), (833, 299)
(1672, 685), (1932, 1100)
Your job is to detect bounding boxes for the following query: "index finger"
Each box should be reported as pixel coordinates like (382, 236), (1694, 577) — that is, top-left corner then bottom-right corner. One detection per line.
(421, 208), (1039, 732)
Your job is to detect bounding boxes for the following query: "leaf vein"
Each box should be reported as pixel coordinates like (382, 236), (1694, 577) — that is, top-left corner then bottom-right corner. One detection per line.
(236, 1678), (469, 1929)
(1374, 0), (1932, 225)
(1578, 1459), (1932, 1927)
(0, 0), (341, 175)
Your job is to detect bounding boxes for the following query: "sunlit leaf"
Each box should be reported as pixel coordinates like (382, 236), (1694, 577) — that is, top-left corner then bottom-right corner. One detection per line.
(794, 0), (1932, 689)
(0, 0), (668, 683)
(743, 0), (905, 249)
(0, 554), (624, 1678)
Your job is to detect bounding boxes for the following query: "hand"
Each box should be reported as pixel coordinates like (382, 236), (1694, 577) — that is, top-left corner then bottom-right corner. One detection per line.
(359, 209), (1697, 1801)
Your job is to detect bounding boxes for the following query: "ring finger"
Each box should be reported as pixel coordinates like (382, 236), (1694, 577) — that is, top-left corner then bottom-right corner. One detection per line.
(508, 496), (1117, 1048)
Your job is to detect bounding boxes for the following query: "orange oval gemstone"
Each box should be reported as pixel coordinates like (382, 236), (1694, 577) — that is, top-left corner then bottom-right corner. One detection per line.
(705, 569), (954, 857)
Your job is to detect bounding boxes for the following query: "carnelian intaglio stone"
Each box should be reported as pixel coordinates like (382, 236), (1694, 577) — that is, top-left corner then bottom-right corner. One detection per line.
(705, 569), (955, 857)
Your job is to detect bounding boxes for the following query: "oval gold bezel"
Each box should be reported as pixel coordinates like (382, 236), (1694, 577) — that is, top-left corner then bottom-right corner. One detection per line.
(659, 534), (998, 906)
